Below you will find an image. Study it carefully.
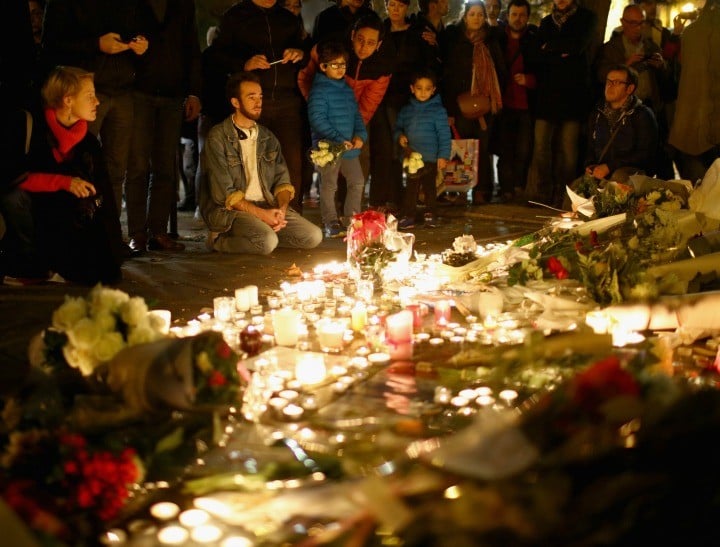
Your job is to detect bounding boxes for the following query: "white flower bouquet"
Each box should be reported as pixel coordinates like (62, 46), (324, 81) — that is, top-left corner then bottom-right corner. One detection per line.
(403, 151), (425, 175)
(309, 140), (346, 168)
(41, 285), (167, 376)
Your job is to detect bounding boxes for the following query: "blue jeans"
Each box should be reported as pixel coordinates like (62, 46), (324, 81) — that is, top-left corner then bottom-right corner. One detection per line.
(126, 92), (184, 239)
(318, 157), (365, 225)
(213, 207), (322, 255)
(526, 119), (581, 206)
(88, 91), (134, 220)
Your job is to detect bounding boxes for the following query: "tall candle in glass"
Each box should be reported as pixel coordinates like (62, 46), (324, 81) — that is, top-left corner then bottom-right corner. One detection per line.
(385, 310), (414, 360)
(273, 308), (301, 347)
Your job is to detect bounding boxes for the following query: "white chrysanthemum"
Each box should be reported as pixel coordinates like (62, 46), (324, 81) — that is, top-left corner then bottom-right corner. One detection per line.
(92, 331), (126, 363)
(646, 191), (661, 203)
(89, 285), (130, 316)
(127, 324), (160, 346)
(62, 345), (97, 376)
(93, 311), (118, 333)
(318, 141), (330, 150)
(51, 296), (88, 331)
(120, 296), (149, 327)
(659, 200), (681, 212)
(66, 317), (103, 351)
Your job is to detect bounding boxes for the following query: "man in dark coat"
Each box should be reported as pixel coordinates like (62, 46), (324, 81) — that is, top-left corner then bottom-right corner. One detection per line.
(211, 0), (308, 212)
(585, 64), (658, 182)
(525, 0), (596, 208)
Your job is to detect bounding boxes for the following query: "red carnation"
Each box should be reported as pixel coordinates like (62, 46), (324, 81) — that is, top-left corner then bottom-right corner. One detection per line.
(571, 355), (640, 414)
(208, 370), (227, 387)
(216, 340), (232, 359)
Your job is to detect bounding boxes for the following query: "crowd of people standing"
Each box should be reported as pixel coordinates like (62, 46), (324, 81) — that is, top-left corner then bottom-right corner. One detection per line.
(2, 0), (720, 285)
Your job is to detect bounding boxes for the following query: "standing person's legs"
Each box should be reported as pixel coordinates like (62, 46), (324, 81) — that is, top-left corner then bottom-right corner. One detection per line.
(526, 118), (555, 204)
(147, 96), (184, 246)
(420, 162), (438, 216)
(260, 99), (305, 213)
(339, 157), (365, 219)
(125, 92), (155, 248)
(89, 91), (134, 223)
(318, 162), (341, 225)
(554, 120), (581, 207)
(368, 104), (401, 209)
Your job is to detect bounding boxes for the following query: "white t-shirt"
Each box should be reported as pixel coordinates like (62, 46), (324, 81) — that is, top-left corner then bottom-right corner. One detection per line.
(234, 122), (264, 202)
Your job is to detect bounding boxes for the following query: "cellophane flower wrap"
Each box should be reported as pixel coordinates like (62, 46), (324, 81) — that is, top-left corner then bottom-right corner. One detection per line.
(346, 210), (396, 280)
(309, 140), (347, 168)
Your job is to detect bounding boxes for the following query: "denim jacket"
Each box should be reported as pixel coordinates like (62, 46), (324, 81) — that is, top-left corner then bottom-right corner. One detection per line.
(199, 116), (296, 233)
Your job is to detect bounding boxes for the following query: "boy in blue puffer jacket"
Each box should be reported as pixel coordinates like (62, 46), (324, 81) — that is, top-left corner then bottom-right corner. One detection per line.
(308, 41), (368, 238)
(394, 69), (452, 229)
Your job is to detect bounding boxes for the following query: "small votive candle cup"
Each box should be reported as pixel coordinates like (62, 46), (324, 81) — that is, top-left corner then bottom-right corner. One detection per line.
(214, 296), (235, 323)
(235, 287), (251, 311)
(272, 307), (301, 347)
(316, 319), (346, 353)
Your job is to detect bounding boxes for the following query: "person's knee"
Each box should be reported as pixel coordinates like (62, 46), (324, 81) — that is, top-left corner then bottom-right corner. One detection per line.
(303, 225), (323, 249)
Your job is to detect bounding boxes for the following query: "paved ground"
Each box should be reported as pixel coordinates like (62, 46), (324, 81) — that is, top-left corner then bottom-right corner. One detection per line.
(0, 200), (547, 386)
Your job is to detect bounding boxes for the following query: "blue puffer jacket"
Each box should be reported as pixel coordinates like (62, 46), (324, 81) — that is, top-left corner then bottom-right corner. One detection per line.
(394, 94), (452, 162)
(308, 73), (367, 160)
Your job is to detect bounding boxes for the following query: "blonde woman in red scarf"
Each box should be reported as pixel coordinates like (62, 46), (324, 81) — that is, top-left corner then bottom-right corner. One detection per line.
(18, 66), (125, 285)
(440, 0), (506, 205)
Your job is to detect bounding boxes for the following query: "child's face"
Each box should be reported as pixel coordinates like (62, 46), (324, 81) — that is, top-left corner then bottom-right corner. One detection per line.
(410, 78), (436, 102)
(320, 56), (348, 80)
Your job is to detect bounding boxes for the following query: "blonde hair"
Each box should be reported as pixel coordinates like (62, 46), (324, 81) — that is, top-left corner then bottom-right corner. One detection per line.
(41, 66), (94, 109)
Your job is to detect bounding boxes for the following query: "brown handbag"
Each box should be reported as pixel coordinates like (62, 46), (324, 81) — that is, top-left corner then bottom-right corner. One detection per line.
(457, 91), (491, 119)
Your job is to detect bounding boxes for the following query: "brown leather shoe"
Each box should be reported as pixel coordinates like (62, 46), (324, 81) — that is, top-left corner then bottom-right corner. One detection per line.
(148, 234), (185, 251)
(128, 237), (147, 256)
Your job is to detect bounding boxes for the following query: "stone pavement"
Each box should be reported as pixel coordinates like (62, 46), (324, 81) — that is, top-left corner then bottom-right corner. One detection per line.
(0, 201), (548, 387)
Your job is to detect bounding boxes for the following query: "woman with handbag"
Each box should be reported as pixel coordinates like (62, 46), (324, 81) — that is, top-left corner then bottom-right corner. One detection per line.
(440, 0), (505, 205)
(19, 66), (125, 285)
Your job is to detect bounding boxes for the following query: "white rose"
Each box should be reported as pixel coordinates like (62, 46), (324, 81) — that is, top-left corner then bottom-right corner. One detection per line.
(66, 317), (102, 351)
(62, 345), (97, 376)
(92, 331), (126, 363)
(51, 297), (88, 331)
(127, 324), (161, 346)
(120, 297), (149, 327)
(89, 286), (130, 316)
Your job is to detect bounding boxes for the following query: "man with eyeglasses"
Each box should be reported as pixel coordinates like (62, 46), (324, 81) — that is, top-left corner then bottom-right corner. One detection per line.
(595, 4), (672, 178)
(584, 64), (657, 183)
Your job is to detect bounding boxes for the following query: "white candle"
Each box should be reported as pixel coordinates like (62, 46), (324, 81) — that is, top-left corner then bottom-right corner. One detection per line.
(150, 502), (180, 521)
(316, 320), (346, 353)
(191, 524), (223, 543)
(157, 525), (189, 545)
(283, 404), (304, 419)
(295, 355), (327, 385)
(385, 310), (414, 360)
(245, 285), (259, 307)
(214, 297), (235, 323)
(272, 308), (301, 347)
(179, 509), (209, 527)
(235, 287), (251, 311)
(148, 309), (171, 334)
(434, 300), (451, 325)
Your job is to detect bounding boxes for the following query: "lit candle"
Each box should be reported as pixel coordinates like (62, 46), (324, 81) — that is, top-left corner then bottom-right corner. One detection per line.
(150, 502), (180, 521)
(148, 309), (171, 334)
(192, 524), (223, 544)
(235, 287), (251, 312)
(434, 300), (451, 325)
(499, 389), (518, 406)
(295, 355), (327, 385)
(272, 308), (301, 347)
(585, 310), (609, 334)
(385, 310), (414, 360)
(214, 297), (235, 323)
(179, 509), (210, 527)
(157, 525), (189, 545)
(316, 320), (346, 353)
(351, 302), (368, 332)
(282, 404), (304, 420)
(245, 285), (259, 307)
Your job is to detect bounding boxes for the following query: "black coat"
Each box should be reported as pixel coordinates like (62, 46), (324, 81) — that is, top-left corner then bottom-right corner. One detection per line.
(533, 7), (597, 122)
(42, 0), (147, 93)
(26, 112), (125, 285)
(439, 24), (507, 120)
(212, 1), (306, 102)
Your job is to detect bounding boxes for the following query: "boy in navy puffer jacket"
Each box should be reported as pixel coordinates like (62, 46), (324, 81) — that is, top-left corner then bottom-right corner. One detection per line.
(394, 69), (452, 228)
(308, 41), (368, 238)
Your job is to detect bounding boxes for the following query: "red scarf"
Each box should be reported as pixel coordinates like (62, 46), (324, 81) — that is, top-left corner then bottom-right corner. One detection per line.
(44, 108), (87, 163)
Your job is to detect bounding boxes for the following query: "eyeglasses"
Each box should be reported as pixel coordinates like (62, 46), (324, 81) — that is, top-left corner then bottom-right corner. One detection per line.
(621, 18), (644, 26)
(606, 79), (629, 87)
(324, 62), (347, 69)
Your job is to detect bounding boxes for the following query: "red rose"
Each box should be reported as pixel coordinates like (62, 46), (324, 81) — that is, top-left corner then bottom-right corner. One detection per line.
(571, 356), (640, 414)
(216, 340), (232, 360)
(208, 370), (227, 387)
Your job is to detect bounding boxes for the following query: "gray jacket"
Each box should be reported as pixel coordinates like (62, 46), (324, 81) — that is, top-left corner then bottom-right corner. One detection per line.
(199, 116), (296, 233)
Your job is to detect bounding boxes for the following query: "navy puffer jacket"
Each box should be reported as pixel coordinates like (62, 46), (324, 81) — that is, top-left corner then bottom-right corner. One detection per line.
(394, 94), (452, 162)
(308, 73), (367, 159)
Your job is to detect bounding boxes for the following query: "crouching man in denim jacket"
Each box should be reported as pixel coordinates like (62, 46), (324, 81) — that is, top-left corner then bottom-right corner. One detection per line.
(199, 72), (322, 254)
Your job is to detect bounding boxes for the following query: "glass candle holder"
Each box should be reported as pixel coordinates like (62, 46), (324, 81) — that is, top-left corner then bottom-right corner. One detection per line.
(214, 296), (235, 323)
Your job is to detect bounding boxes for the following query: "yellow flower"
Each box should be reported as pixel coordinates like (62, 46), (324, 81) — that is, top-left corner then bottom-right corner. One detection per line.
(196, 351), (213, 374)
